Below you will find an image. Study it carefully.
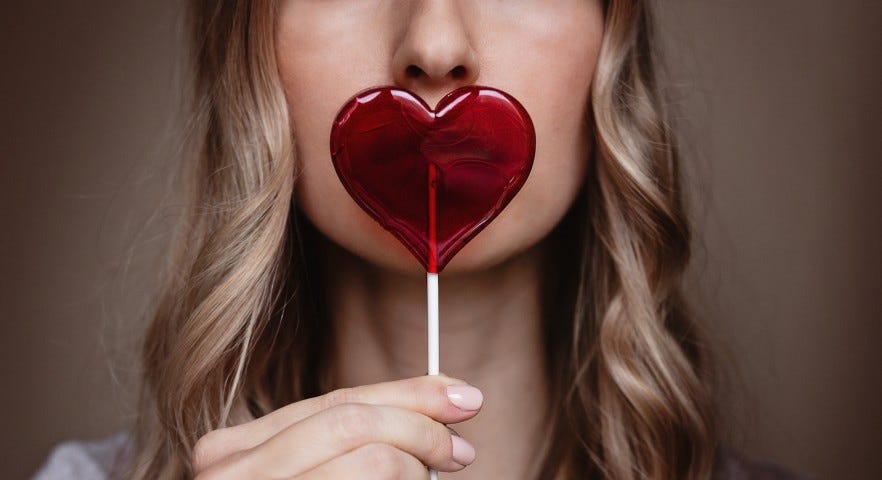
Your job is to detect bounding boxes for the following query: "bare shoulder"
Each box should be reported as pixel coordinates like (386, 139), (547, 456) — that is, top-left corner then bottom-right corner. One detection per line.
(32, 430), (132, 480)
(714, 446), (816, 480)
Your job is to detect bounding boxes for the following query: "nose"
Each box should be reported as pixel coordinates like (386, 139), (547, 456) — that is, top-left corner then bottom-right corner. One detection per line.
(391, 0), (480, 109)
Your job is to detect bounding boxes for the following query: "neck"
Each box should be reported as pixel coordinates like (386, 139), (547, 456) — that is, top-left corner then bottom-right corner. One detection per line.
(318, 235), (553, 478)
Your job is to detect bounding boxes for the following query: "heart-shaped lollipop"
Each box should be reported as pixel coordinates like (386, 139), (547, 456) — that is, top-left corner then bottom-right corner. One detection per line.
(329, 85), (535, 273)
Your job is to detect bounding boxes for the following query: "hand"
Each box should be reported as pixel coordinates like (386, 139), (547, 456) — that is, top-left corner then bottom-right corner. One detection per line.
(191, 374), (483, 479)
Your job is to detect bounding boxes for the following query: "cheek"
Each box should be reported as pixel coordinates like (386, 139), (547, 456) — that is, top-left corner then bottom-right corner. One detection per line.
(449, 7), (602, 271)
(277, 10), (419, 270)
(287, 90), (420, 273)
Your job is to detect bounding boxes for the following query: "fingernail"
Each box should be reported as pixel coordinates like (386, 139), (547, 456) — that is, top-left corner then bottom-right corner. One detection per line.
(446, 385), (483, 411)
(451, 435), (476, 465)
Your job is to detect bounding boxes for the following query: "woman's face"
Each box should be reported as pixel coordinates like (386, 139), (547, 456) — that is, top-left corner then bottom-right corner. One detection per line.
(276, 0), (605, 275)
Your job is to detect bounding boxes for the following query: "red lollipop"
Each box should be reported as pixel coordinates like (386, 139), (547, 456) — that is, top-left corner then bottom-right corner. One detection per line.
(329, 85), (535, 273)
(329, 85), (535, 478)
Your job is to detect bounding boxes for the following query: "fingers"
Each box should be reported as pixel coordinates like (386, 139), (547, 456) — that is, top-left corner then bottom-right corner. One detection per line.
(266, 403), (473, 475)
(291, 443), (430, 480)
(193, 374), (482, 472)
(197, 402), (475, 479)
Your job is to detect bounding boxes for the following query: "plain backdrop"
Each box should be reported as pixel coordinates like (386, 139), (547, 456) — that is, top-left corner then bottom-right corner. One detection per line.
(2, 1), (880, 479)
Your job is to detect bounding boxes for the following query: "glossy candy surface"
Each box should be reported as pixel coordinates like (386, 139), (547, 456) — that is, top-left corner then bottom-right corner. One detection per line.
(330, 85), (535, 273)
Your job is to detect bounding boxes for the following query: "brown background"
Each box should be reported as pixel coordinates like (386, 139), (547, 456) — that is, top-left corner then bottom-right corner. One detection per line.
(2, 1), (880, 479)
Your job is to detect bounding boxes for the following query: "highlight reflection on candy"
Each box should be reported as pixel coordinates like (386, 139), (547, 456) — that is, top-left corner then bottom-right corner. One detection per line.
(329, 85), (536, 273)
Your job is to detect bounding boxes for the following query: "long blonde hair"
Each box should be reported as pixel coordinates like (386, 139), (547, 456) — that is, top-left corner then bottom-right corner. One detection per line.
(120, 0), (720, 478)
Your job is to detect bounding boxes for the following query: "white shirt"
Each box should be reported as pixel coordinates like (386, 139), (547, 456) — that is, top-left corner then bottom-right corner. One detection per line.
(32, 430), (131, 480)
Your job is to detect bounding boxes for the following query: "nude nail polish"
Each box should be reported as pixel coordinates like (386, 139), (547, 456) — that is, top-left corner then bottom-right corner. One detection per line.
(451, 435), (476, 465)
(446, 385), (483, 411)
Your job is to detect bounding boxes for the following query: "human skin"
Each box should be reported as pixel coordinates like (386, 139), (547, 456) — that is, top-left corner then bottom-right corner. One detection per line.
(282, 0), (602, 277)
(192, 1), (605, 478)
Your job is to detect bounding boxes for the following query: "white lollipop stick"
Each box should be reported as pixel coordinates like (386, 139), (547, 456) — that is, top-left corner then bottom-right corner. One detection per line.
(426, 161), (441, 479)
(427, 271), (440, 479)
(427, 272), (440, 376)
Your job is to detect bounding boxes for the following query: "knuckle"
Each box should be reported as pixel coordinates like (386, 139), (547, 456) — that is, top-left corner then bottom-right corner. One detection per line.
(192, 466), (224, 480)
(407, 377), (432, 410)
(329, 403), (377, 446)
(191, 429), (225, 473)
(193, 448), (254, 480)
(321, 386), (361, 410)
(426, 423), (451, 462)
(356, 443), (406, 478)
(404, 377), (442, 416)
(416, 375), (461, 414)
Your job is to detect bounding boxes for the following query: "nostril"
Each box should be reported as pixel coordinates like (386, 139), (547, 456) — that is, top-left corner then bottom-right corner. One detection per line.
(450, 65), (466, 79)
(406, 65), (423, 78)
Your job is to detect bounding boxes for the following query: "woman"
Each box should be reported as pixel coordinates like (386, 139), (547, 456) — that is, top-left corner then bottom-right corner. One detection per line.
(34, 0), (812, 479)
